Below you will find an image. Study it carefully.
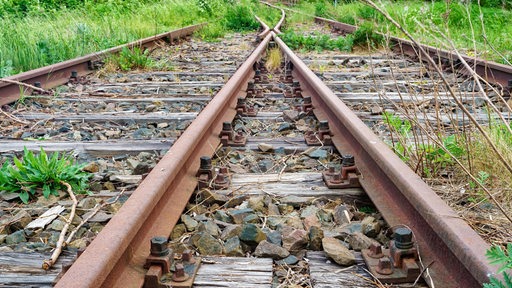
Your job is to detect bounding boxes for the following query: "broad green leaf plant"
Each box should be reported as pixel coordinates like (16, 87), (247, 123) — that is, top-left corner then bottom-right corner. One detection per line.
(0, 147), (91, 203)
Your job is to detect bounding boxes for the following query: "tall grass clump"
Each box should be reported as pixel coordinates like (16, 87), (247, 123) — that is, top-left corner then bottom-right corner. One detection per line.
(0, 0), (211, 76)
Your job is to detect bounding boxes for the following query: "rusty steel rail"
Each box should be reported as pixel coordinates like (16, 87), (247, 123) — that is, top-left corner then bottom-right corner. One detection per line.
(261, 1), (285, 34)
(273, 31), (495, 287)
(314, 17), (512, 89)
(0, 24), (204, 106)
(255, 15), (271, 39)
(55, 33), (273, 288)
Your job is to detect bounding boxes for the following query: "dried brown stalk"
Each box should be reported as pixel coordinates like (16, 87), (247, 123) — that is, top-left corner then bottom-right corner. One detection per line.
(0, 107), (30, 125)
(0, 78), (49, 93)
(65, 189), (126, 245)
(364, 0), (512, 184)
(42, 181), (77, 270)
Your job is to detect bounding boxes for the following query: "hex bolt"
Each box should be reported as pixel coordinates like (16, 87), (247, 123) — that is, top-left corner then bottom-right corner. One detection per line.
(394, 227), (414, 249)
(238, 97), (246, 105)
(222, 122), (232, 132)
(34, 82), (42, 88)
(200, 156), (212, 171)
(150, 236), (169, 257)
(376, 257), (393, 275)
(368, 243), (384, 259)
(342, 155), (355, 167)
(292, 80), (300, 88)
(71, 70), (78, 78)
(215, 173), (228, 185)
(319, 120), (329, 131)
(255, 69), (261, 76)
(268, 41), (276, 48)
(247, 81), (255, 90)
(172, 263), (189, 282)
(303, 97), (312, 104)
(286, 61), (293, 71)
(182, 250), (196, 264)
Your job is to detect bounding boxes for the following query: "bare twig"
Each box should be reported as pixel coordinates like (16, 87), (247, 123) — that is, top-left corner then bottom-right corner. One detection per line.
(364, 0), (512, 182)
(42, 181), (77, 270)
(65, 189), (126, 244)
(0, 78), (49, 93)
(0, 107), (30, 125)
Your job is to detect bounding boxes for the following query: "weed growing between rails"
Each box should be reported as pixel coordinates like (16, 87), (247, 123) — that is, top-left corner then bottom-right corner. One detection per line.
(0, 147), (91, 204)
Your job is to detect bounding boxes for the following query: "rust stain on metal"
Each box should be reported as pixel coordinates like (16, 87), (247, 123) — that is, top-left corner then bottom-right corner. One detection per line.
(55, 33), (272, 288)
(273, 31), (495, 287)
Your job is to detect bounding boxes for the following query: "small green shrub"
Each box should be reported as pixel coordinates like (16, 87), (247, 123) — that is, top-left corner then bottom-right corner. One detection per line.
(110, 47), (153, 71)
(484, 244), (512, 288)
(0, 147), (91, 203)
(196, 22), (225, 42)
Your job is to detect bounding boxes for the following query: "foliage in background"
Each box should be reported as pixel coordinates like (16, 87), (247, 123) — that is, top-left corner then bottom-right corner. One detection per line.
(484, 244), (512, 288)
(0, 148), (91, 203)
(280, 31), (353, 52)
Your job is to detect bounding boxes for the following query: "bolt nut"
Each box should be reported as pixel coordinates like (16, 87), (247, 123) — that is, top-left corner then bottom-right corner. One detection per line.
(368, 243), (384, 259)
(71, 71), (78, 78)
(394, 227), (414, 249)
(292, 80), (300, 88)
(222, 122), (232, 131)
(376, 257), (393, 275)
(172, 263), (189, 282)
(150, 236), (169, 257)
(34, 82), (42, 88)
(182, 250), (196, 264)
(303, 96), (312, 104)
(319, 120), (329, 131)
(342, 155), (355, 167)
(200, 156), (212, 170)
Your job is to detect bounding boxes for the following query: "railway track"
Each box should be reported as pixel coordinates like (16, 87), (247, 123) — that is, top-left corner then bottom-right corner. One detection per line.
(1, 4), (510, 288)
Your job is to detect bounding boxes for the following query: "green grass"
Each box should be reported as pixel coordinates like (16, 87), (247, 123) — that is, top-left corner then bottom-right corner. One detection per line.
(280, 0), (512, 64)
(334, 1), (512, 64)
(0, 0), (270, 77)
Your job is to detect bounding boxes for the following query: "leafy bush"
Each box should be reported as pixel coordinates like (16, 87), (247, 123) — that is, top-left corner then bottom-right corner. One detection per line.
(0, 148), (91, 203)
(223, 5), (259, 32)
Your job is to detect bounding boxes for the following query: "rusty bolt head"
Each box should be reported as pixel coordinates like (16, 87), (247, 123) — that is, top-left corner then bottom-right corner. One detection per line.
(219, 167), (229, 174)
(368, 243), (384, 259)
(182, 250), (196, 264)
(172, 263), (189, 282)
(376, 257), (393, 275)
(394, 227), (414, 249)
(200, 156), (212, 170)
(286, 61), (293, 70)
(150, 236), (169, 257)
(342, 155), (355, 167)
(215, 173), (227, 185)
(222, 122), (232, 131)
(319, 120), (329, 131)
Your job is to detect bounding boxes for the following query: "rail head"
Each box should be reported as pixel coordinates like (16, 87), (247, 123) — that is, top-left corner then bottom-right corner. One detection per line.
(272, 31), (495, 287)
(55, 33), (273, 288)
